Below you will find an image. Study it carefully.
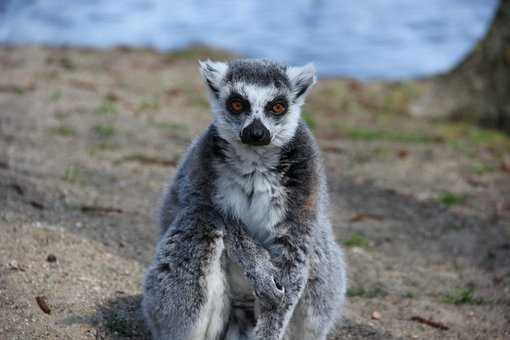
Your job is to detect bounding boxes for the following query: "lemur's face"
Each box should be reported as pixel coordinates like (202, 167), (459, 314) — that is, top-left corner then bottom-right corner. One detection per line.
(200, 59), (316, 147)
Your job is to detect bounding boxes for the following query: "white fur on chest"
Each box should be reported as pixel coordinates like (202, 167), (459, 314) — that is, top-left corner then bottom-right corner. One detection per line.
(213, 145), (286, 243)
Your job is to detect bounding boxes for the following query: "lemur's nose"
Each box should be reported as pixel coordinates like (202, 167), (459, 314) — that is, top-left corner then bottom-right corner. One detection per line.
(240, 118), (271, 146)
(252, 126), (264, 139)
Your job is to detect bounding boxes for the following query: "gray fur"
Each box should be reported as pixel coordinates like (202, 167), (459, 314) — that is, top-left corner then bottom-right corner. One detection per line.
(143, 59), (347, 340)
(224, 59), (290, 90)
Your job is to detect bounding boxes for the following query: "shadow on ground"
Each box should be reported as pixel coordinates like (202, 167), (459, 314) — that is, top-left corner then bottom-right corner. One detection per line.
(61, 294), (150, 340)
(78, 294), (399, 340)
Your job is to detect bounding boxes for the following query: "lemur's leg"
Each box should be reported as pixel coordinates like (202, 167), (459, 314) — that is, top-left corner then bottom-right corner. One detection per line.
(224, 305), (256, 340)
(283, 297), (332, 340)
(284, 245), (347, 340)
(142, 208), (230, 340)
(253, 232), (311, 340)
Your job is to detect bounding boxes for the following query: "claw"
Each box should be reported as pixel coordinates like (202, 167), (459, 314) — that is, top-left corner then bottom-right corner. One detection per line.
(274, 279), (283, 292)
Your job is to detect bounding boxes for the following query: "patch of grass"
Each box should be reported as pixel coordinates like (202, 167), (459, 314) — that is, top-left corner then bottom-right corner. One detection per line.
(302, 111), (316, 130)
(437, 123), (510, 155)
(343, 234), (369, 248)
(49, 90), (62, 102)
(87, 142), (117, 156)
(442, 288), (485, 305)
(49, 125), (76, 137)
(137, 98), (160, 112)
(462, 127), (508, 146)
(347, 283), (387, 298)
(14, 87), (25, 95)
(93, 124), (115, 138)
(346, 287), (366, 297)
(63, 165), (83, 183)
(364, 285), (387, 298)
(446, 223), (465, 231)
(471, 163), (497, 175)
(95, 101), (118, 115)
(310, 82), (372, 114)
(402, 291), (416, 299)
(104, 313), (133, 337)
(380, 82), (422, 115)
(371, 147), (391, 157)
(438, 192), (466, 207)
(310, 80), (423, 115)
(336, 126), (441, 144)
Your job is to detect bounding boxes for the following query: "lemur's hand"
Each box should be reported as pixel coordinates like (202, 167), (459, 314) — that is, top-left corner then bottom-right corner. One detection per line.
(221, 217), (284, 306)
(247, 261), (284, 307)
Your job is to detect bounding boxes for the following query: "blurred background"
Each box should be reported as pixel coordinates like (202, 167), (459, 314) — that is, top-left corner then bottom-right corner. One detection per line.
(0, 0), (500, 79)
(1, 1), (509, 340)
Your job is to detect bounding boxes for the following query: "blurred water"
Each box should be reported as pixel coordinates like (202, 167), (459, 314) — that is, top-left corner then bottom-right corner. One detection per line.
(0, 0), (499, 79)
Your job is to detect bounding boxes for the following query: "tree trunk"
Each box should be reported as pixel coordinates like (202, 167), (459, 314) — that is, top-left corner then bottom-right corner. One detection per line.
(411, 0), (510, 132)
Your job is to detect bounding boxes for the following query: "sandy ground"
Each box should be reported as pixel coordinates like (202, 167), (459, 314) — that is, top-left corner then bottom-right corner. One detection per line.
(0, 45), (509, 340)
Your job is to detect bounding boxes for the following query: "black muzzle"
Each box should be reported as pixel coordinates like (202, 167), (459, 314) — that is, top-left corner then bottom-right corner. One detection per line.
(240, 119), (271, 146)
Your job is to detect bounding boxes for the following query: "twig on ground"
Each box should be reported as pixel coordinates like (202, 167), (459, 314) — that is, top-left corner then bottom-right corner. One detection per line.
(0, 83), (34, 93)
(80, 205), (123, 214)
(10, 183), (24, 195)
(321, 145), (345, 154)
(410, 316), (449, 330)
(68, 79), (97, 91)
(114, 154), (177, 167)
(349, 213), (384, 223)
(29, 201), (45, 210)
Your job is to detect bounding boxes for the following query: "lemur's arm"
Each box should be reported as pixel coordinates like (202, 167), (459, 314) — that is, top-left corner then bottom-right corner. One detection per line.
(223, 218), (284, 305)
(254, 217), (313, 340)
(255, 149), (318, 340)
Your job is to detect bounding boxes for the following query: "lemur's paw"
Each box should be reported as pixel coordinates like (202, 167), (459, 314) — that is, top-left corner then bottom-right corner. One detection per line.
(251, 267), (285, 306)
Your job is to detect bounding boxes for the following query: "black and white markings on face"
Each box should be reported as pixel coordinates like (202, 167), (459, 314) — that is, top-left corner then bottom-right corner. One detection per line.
(224, 91), (290, 119)
(221, 59), (293, 119)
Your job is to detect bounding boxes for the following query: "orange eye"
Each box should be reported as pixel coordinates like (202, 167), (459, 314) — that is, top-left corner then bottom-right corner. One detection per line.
(271, 103), (286, 115)
(229, 100), (244, 113)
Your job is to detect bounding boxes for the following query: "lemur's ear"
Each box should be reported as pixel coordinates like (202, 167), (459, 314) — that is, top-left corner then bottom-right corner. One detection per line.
(286, 63), (317, 103)
(199, 60), (228, 99)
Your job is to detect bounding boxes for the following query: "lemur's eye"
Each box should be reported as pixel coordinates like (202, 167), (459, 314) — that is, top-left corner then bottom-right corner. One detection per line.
(270, 102), (287, 115)
(227, 97), (248, 114)
(231, 100), (244, 112)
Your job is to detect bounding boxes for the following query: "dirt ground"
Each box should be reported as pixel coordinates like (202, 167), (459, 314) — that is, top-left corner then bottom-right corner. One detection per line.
(1, 46), (509, 340)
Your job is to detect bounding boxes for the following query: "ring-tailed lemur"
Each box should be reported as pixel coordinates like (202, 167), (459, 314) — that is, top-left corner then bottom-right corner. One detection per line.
(142, 59), (347, 340)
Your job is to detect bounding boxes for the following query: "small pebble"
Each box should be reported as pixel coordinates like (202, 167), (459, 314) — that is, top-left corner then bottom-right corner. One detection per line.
(371, 311), (381, 320)
(7, 260), (24, 271)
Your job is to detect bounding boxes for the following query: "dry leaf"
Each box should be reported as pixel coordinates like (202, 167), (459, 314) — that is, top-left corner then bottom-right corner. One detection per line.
(349, 213), (384, 223)
(501, 161), (510, 173)
(398, 150), (409, 159)
(35, 296), (51, 314)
